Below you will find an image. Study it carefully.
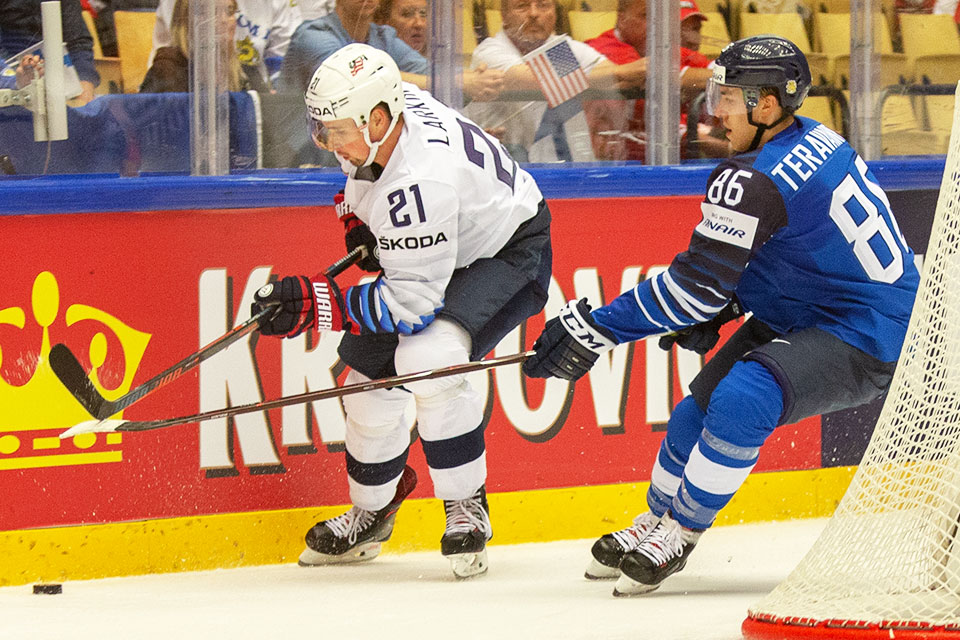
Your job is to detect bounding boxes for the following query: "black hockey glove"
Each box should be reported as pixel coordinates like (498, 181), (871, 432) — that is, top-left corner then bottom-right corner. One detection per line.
(522, 299), (618, 381)
(335, 191), (380, 272)
(658, 298), (744, 355)
(252, 275), (315, 337)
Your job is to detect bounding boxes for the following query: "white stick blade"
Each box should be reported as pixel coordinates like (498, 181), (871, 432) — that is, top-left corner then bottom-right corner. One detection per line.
(60, 419), (128, 438)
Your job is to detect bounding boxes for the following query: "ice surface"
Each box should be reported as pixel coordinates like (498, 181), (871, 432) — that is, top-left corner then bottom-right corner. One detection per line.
(0, 518), (827, 640)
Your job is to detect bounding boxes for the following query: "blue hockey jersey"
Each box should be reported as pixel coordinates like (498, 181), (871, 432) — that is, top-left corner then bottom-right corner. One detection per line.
(592, 116), (919, 363)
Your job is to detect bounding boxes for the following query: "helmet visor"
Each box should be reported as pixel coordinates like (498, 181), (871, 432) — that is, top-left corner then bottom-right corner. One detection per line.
(705, 78), (749, 117)
(309, 116), (367, 152)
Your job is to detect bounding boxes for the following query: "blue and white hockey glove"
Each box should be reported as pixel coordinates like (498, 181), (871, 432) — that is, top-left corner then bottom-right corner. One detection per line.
(522, 299), (617, 381)
(658, 298), (744, 355)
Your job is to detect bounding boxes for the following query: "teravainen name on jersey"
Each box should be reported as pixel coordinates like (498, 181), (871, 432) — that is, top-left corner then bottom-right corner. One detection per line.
(591, 116), (918, 363)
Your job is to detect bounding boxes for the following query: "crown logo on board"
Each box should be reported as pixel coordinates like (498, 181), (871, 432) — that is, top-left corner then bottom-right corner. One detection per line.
(0, 272), (151, 471)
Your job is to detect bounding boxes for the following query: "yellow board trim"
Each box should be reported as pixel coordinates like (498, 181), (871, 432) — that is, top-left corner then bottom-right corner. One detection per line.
(0, 465), (856, 586)
(0, 450), (122, 471)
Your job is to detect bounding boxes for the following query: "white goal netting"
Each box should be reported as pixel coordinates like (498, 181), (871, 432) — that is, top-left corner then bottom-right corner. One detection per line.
(745, 82), (960, 637)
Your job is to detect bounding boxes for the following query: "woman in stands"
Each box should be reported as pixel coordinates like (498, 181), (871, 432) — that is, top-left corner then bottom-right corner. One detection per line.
(140, 0), (267, 93)
(374, 0), (428, 56)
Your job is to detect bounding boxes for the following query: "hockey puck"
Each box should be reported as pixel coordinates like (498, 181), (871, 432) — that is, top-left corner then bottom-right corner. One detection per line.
(32, 584), (62, 595)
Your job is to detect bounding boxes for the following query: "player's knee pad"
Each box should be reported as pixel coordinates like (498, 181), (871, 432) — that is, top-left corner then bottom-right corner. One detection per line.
(704, 360), (784, 448)
(341, 368), (410, 435)
(394, 318), (472, 401)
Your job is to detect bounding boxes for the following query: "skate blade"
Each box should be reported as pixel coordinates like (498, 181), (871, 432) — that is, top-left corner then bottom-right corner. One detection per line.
(584, 558), (620, 580)
(297, 542), (381, 566)
(612, 574), (661, 597)
(449, 549), (488, 579)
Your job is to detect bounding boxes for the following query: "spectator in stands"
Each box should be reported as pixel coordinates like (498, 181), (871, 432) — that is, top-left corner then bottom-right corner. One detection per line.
(0, 50), (41, 89)
(584, 0), (727, 161)
(280, 0), (504, 102)
(297, 0), (336, 21)
(150, 0), (299, 88)
(374, 0), (427, 55)
(140, 0), (268, 93)
(0, 0), (99, 104)
(465, 0), (647, 163)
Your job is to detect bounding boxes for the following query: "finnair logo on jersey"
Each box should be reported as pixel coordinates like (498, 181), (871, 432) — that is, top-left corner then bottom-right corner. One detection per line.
(696, 203), (758, 250)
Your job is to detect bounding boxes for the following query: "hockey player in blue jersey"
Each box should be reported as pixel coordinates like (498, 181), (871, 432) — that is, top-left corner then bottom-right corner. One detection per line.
(523, 35), (919, 597)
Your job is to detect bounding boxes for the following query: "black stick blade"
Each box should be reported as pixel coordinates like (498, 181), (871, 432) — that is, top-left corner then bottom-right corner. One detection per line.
(49, 344), (107, 419)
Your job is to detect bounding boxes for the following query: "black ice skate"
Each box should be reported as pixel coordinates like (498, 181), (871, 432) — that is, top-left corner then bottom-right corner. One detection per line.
(612, 511), (702, 597)
(585, 511), (661, 580)
(441, 485), (493, 579)
(298, 465), (418, 566)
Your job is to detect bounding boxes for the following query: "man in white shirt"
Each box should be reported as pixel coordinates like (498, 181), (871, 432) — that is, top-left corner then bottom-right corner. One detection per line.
(466, 0), (646, 162)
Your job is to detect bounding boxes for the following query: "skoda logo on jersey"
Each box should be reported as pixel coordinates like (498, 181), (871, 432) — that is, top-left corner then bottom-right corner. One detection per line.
(378, 232), (449, 251)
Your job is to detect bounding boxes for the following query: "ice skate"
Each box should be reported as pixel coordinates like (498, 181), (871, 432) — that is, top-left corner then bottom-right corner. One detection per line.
(612, 512), (702, 597)
(585, 511), (661, 580)
(298, 465), (417, 566)
(441, 485), (492, 579)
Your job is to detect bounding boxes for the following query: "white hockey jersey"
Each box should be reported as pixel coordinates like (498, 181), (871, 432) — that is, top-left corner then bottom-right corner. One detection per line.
(340, 83), (544, 335)
(150, 0), (301, 81)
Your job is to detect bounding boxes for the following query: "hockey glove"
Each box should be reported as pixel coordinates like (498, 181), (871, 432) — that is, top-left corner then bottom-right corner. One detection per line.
(658, 298), (744, 355)
(252, 274), (349, 337)
(522, 299), (618, 381)
(335, 191), (380, 272)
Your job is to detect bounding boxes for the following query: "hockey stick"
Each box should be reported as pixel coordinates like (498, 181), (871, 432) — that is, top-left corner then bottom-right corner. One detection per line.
(60, 350), (535, 437)
(50, 246), (366, 421)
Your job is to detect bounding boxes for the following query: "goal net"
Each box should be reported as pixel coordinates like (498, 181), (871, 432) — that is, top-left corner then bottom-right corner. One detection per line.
(742, 82), (960, 640)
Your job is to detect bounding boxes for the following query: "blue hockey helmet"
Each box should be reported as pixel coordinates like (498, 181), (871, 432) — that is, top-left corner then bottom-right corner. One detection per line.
(707, 35), (812, 115)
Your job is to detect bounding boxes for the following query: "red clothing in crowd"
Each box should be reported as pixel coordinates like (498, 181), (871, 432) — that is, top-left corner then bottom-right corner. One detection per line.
(584, 28), (710, 161)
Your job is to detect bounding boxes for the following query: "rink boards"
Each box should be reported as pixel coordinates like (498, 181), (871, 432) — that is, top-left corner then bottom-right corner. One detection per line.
(0, 160), (942, 584)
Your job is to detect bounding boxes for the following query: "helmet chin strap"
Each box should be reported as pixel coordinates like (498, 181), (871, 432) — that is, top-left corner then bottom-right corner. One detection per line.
(744, 108), (791, 152)
(360, 110), (401, 168)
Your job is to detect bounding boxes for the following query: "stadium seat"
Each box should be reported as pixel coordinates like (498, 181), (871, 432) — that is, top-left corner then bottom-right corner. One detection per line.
(832, 53), (913, 89)
(898, 13), (960, 80)
(82, 9), (123, 94)
(914, 54), (960, 85)
(485, 9), (503, 36)
(580, 0), (617, 10)
(463, 3), (478, 57)
(878, 92), (940, 155)
(568, 10), (616, 40)
(699, 11), (732, 58)
(919, 94), (955, 154)
(114, 10), (157, 93)
(796, 95), (839, 132)
(813, 12), (905, 86)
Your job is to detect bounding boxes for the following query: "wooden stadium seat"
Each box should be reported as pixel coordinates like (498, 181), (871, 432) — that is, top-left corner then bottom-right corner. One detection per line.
(485, 9), (502, 36)
(919, 94), (956, 154)
(813, 12), (904, 86)
(795, 95), (839, 132)
(816, 0), (849, 12)
(878, 92), (940, 155)
(114, 10), (157, 93)
(832, 53), (912, 89)
(581, 0), (617, 10)
(82, 9), (123, 94)
(567, 10), (616, 41)
(914, 53), (960, 85)
(699, 11), (732, 58)
(899, 13), (960, 80)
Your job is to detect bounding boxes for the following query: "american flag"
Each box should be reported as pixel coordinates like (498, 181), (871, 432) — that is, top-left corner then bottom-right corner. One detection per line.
(523, 37), (589, 109)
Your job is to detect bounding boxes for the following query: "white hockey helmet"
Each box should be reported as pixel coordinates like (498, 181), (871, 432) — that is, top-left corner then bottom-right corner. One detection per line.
(305, 43), (405, 167)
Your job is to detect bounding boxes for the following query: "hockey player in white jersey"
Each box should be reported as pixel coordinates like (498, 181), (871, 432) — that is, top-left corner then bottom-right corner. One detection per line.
(251, 43), (552, 578)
